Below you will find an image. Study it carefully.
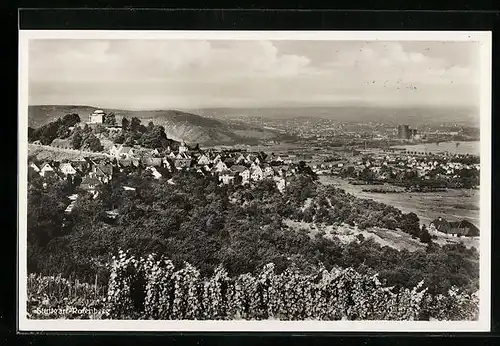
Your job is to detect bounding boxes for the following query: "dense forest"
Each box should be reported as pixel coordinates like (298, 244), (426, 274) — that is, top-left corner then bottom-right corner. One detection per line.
(27, 167), (479, 297)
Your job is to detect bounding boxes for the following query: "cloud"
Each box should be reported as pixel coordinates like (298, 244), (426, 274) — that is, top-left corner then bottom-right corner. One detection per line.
(28, 39), (479, 108)
(29, 40), (312, 83)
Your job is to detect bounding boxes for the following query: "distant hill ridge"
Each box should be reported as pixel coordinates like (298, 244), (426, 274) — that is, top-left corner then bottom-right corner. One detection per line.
(28, 105), (282, 146)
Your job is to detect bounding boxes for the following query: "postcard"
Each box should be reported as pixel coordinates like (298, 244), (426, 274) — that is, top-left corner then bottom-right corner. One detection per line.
(18, 30), (491, 332)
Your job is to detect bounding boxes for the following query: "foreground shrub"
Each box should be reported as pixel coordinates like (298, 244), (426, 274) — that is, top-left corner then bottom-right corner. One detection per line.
(106, 250), (478, 321)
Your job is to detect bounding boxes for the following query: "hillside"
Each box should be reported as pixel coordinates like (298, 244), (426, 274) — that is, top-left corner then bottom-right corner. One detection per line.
(28, 105), (284, 146)
(28, 143), (108, 162)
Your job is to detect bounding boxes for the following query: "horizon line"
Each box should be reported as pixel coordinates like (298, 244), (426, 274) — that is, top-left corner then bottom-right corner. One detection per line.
(27, 103), (477, 112)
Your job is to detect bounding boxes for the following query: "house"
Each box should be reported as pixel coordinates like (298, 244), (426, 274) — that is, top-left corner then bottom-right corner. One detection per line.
(71, 158), (89, 173)
(197, 154), (211, 166)
(179, 142), (189, 154)
(142, 157), (162, 167)
(240, 169), (251, 184)
(118, 159), (132, 169)
(263, 165), (275, 178)
(214, 161), (228, 173)
(223, 158), (235, 168)
(176, 152), (191, 160)
(39, 163), (55, 177)
(230, 165), (247, 174)
(266, 154), (277, 163)
(212, 154), (222, 164)
(59, 162), (77, 176)
(250, 165), (264, 181)
(90, 163), (113, 183)
(110, 144), (136, 159)
(168, 152), (177, 159)
(146, 166), (163, 179)
(174, 157), (192, 169)
(219, 171), (235, 185)
(109, 144), (121, 156)
(150, 148), (161, 157)
(162, 158), (172, 171)
(80, 176), (101, 191)
(246, 154), (256, 163)
(430, 217), (480, 237)
(29, 162), (40, 173)
(235, 154), (248, 165)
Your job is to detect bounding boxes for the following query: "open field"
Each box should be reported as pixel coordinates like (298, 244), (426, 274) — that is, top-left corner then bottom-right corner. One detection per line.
(284, 219), (426, 251)
(319, 176), (480, 227)
(284, 218), (479, 252)
(28, 144), (109, 161)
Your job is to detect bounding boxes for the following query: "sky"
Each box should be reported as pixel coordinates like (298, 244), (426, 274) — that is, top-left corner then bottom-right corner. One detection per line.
(28, 39), (481, 110)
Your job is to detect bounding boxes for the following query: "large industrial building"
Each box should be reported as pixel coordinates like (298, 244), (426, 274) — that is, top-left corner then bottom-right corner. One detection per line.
(397, 124), (418, 140)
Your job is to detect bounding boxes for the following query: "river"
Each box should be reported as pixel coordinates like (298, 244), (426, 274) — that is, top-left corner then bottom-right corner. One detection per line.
(391, 141), (480, 156)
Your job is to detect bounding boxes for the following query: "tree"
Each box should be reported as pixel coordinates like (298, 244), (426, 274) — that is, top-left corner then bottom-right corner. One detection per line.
(104, 112), (116, 126)
(83, 124), (91, 134)
(114, 131), (126, 144)
(62, 113), (81, 127)
(27, 179), (68, 247)
(121, 117), (130, 131)
(360, 167), (376, 182)
(36, 120), (62, 145)
(124, 135), (135, 147)
(130, 117), (141, 132)
(28, 127), (35, 142)
(419, 225), (432, 244)
(139, 125), (169, 149)
(72, 131), (83, 149)
(56, 124), (71, 139)
(400, 212), (421, 237)
(147, 121), (155, 132)
(83, 134), (103, 152)
(297, 161), (318, 180)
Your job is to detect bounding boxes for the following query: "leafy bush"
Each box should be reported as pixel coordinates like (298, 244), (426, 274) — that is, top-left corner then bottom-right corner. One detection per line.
(27, 170), (479, 296)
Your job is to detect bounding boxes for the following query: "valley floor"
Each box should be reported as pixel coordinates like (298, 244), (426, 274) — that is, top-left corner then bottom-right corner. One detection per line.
(319, 175), (480, 227)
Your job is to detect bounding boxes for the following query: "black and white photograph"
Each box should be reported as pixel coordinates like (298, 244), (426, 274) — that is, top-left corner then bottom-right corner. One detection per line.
(18, 31), (491, 332)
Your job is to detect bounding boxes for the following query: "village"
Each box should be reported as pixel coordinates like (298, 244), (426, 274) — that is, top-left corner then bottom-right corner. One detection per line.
(28, 141), (481, 239)
(28, 109), (481, 240)
(29, 141), (294, 193)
